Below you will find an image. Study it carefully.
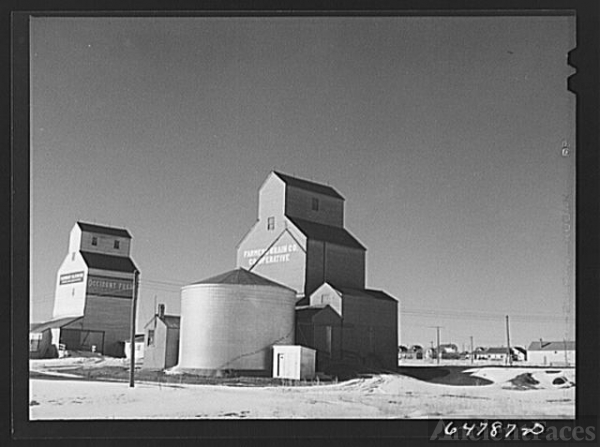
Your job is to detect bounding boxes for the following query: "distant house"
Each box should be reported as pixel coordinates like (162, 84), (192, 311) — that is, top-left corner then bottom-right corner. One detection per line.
(29, 316), (85, 359)
(513, 346), (527, 362)
(479, 347), (512, 362)
(439, 343), (459, 359)
(527, 341), (575, 366)
(142, 305), (180, 370)
(405, 345), (424, 360)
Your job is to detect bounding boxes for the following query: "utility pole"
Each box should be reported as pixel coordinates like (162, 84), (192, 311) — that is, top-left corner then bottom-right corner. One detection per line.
(470, 336), (474, 364)
(505, 315), (513, 367)
(430, 326), (442, 364)
(129, 270), (140, 388)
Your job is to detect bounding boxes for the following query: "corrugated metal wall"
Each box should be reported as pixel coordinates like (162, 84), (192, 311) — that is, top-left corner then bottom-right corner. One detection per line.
(178, 284), (296, 373)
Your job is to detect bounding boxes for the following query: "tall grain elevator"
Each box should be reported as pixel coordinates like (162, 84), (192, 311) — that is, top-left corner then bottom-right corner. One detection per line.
(44, 222), (138, 357)
(236, 171), (366, 303)
(236, 172), (399, 371)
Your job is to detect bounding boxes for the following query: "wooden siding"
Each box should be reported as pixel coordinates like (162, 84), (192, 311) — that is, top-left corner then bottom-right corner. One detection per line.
(236, 220), (307, 295)
(78, 230), (131, 257)
(305, 241), (365, 296)
(87, 268), (134, 280)
(285, 186), (344, 227)
(258, 174), (286, 224)
(305, 240), (325, 296)
(295, 306), (342, 368)
(309, 283), (343, 316)
(341, 294), (398, 370)
(62, 294), (132, 357)
(324, 243), (365, 290)
(53, 252), (88, 318)
(528, 350), (576, 366)
(165, 327), (180, 368)
(142, 318), (169, 370)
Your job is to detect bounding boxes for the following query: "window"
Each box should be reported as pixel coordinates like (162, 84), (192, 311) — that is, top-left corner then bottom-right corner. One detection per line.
(91, 236), (98, 246)
(312, 197), (319, 211)
(114, 240), (120, 249)
(267, 216), (275, 231)
(147, 330), (155, 346)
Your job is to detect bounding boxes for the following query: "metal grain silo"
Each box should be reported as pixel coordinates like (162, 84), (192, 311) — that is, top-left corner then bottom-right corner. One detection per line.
(177, 268), (297, 375)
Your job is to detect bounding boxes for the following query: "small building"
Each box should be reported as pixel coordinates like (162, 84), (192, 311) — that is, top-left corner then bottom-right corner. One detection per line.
(295, 304), (342, 372)
(527, 340), (575, 366)
(273, 345), (316, 380)
(124, 334), (145, 363)
(142, 305), (180, 370)
(308, 283), (398, 370)
(438, 343), (460, 359)
(479, 347), (512, 362)
(29, 316), (84, 359)
(513, 346), (527, 362)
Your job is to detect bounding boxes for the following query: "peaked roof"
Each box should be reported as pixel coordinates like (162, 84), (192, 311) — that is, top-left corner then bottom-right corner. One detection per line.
(273, 171), (345, 200)
(30, 316), (83, 333)
(296, 304), (342, 321)
(144, 314), (181, 329)
(77, 222), (131, 238)
(327, 284), (398, 303)
(80, 251), (138, 273)
(288, 217), (365, 250)
(528, 341), (575, 351)
(483, 347), (512, 355)
(160, 315), (181, 329)
(191, 268), (295, 291)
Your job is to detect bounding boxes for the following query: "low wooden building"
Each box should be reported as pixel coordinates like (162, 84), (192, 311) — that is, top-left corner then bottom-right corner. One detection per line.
(295, 304), (342, 372)
(142, 305), (180, 370)
(308, 283), (398, 370)
(527, 340), (575, 366)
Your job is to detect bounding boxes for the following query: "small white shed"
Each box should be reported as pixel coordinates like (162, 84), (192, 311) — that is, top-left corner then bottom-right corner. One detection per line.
(273, 345), (316, 380)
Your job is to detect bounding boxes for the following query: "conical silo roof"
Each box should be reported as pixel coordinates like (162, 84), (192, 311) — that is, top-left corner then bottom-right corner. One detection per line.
(190, 268), (295, 291)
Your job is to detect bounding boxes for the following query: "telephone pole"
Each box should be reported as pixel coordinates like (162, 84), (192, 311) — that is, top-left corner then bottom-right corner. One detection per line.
(470, 335), (474, 364)
(430, 326), (443, 364)
(129, 270), (140, 387)
(505, 315), (513, 366)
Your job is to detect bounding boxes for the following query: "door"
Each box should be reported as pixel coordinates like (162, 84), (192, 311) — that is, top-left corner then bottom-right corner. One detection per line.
(277, 353), (285, 377)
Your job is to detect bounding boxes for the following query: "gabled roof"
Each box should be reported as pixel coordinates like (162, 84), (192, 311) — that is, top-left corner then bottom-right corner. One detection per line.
(80, 251), (138, 273)
(273, 171), (345, 200)
(161, 315), (180, 329)
(296, 305), (341, 322)
(126, 334), (145, 343)
(295, 305), (327, 321)
(327, 284), (398, 303)
(528, 341), (575, 351)
(190, 268), (295, 291)
(77, 221), (131, 238)
(483, 347), (511, 355)
(288, 217), (365, 250)
(144, 314), (181, 329)
(30, 316), (83, 333)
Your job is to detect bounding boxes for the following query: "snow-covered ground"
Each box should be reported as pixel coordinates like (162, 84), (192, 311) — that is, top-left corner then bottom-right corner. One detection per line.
(29, 358), (575, 419)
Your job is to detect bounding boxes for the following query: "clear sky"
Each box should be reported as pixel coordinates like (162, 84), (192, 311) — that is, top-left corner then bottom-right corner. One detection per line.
(30, 15), (576, 349)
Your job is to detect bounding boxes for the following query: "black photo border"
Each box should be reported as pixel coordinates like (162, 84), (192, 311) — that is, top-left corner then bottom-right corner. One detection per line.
(7, 0), (599, 444)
